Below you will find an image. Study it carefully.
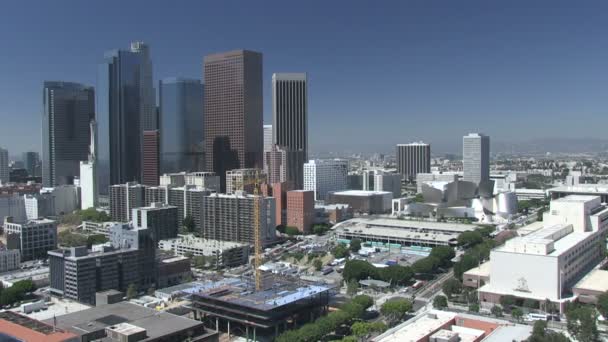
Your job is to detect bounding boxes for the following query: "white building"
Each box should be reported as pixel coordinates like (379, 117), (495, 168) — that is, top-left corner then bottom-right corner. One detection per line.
(373, 171), (401, 198)
(23, 193), (54, 220)
(158, 234), (250, 268)
(80, 120), (98, 210)
(463, 133), (490, 185)
(0, 147), (8, 185)
(416, 172), (459, 193)
(263, 124), (273, 172)
(478, 195), (608, 311)
(304, 159), (348, 201)
(159, 171), (220, 192)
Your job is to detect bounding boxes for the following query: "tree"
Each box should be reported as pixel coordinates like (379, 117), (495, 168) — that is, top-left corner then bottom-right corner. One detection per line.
(349, 238), (362, 253)
(566, 305), (599, 342)
(352, 295), (374, 310)
(333, 244), (350, 259)
(126, 284), (137, 299)
(86, 234), (108, 248)
(346, 280), (359, 296)
(490, 305), (503, 317)
(457, 231), (483, 247)
(351, 321), (387, 338)
(499, 295), (517, 309)
(523, 298), (539, 309)
(381, 298), (412, 326)
(529, 320), (570, 342)
(597, 291), (608, 318)
(511, 307), (524, 322)
(413, 193), (424, 203)
(193, 255), (206, 269)
(313, 224), (329, 236)
(429, 246), (455, 267)
(343, 260), (377, 282)
(313, 259), (323, 271)
(147, 287), (155, 296)
(183, 215), (196, 233)
(379, 265), (413, 285)
(468, 303), (480, 313)
(412, 256), (439, 274)
(441, 278), (462, 299)
(433, 295), (448, 309)
(285, 226), (301, 236)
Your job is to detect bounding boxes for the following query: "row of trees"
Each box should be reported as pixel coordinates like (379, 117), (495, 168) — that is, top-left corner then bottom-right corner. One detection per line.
(276, 295), (374, 342)
(60, 208), (111, 225)
(410, 245), (456, 275)
(343, 260), (413, 286)
(0, 280), (35, 307)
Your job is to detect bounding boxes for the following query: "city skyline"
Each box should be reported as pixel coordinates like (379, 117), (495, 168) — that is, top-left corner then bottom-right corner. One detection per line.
(1, 1), (607, 155)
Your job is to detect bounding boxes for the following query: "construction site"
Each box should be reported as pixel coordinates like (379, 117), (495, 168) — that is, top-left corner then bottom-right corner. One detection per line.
(185, 274), (333, 341)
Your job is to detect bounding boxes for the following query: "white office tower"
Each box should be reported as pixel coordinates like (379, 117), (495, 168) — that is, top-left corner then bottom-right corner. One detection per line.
(0, 147), (8, 185)
(304, 159), (348, 201)
(463, 133), (490, 185)
(263, 124), (273, 173)
(80, 121), (98, 209)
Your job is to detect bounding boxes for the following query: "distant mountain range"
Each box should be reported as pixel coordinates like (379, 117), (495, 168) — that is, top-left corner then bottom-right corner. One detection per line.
(492, 138), (608, 154)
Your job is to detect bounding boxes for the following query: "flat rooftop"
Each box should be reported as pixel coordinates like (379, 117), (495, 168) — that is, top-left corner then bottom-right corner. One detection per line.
(338, 217), (477, 233)
(0, 311), (77, 342)
(185, 275), (332, 312)
(463, 261), (491, 277)
(375, 310), (456, 342)
(548, 184), (608, 195)
(574, 269), (608, 293)
(44, 301), (204, 340)
(159, 234), (248, 250)
(331, 190), (392, 197)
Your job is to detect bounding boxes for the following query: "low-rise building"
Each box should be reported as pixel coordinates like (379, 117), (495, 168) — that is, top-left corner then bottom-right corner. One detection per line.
(0, 243), (20, 273)
(314, 204), (353, 224)
(0, 311), (78, 342)
(159, 234), (250, 268)
(327, 190), (393, 214)
(478, 195), (608, 312)
(572, 269), (608, 305)
(157, 255), (191, 288)
(4, 217), (57, 261)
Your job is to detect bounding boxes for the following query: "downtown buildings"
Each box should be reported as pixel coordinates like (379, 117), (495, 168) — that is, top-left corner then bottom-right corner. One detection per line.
(396, 142), (431, 182)
(462, 133), (490, 185)
(203, 50), (263, 192)
(97, 41), (155, 195)
(272, 73), (308, 189)
(42, 81), (95, 187)
(0, 147), (7, 185)
(4, 217), (57, 261)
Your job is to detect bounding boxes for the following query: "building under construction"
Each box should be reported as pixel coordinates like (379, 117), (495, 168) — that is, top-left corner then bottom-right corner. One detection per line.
(186, 275), (333, 340)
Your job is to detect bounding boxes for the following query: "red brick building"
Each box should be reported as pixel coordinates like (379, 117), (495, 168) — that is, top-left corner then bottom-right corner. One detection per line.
(287, 190), (314, 233)
(261, 182), (295, 227)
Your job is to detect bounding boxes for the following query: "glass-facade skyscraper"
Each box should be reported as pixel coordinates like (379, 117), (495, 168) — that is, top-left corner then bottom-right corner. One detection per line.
(42, 81), (95, 187)
(97, 42), (155, 195)
(159, 78), (204, 174)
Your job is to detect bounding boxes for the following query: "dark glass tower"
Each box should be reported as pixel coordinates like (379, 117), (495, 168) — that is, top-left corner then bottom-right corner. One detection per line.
(272, 73), (308, 189)
(159, 78), (204, 173)
(42, 81), (95, 187)
(97, 42), (155, 194)
(203, 50), (263, 192)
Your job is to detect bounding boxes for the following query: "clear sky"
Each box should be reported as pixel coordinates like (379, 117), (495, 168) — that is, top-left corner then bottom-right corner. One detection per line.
(0, 0), (607, 155)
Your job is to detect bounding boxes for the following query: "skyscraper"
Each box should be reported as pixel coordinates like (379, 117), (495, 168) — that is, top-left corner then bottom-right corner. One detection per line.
(42, 81), (95, 187)
(303, 159), (348, 201)
(159, 78), (204, 173)
(396, 142), (431, 182)
(463, 133), (490, 185)
(142, 130), (160, 186)
(263, 124), (272, 172)
(272, 73), (308, 189)
(203, 50), (263, 192)
(22, 152), (40, 177)
(97, 42), (155, 195)
(80, 120), (98, 209)
(0, 147), (8, 185)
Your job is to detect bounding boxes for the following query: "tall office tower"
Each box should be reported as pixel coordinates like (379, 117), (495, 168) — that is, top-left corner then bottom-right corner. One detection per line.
(80, 120), (98, 209)
(303, 159), (348, 201)
(0, 147), (8, 185)
(97, 41), (155, 195)
(203, 50), (263, 192)
(159, 78), (204, 173)
(22, 152), (40, 177)
(287, 190), (314, 233)
(463, 133), (490, 185)
(225, 168), (266, 194)
(200, 192), (276, 246)
(132, 203), (178, 242)
(42, 81), (95, 187)
(263, 124), (273, 172)
(396, 142), (431, 182)
(142, 130), (160, 186)
(265, 145), (287, 184)
(109, 182), (146, 222)
(272, 73), (308, 189)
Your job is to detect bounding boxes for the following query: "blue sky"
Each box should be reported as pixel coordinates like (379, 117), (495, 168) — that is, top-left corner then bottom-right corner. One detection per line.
(0, 1), (607, 155)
